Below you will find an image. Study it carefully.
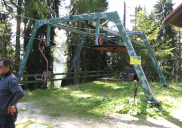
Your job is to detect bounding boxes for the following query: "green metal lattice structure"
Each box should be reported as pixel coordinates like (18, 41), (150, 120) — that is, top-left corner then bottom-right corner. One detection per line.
(18, 11), (168, 104)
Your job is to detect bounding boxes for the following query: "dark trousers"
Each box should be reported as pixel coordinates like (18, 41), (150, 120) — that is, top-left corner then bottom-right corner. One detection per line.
(0, 112), (17, 128)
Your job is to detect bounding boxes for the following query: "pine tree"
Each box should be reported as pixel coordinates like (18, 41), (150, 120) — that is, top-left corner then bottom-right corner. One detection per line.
(154, 0), (177, 80)
(0, 14), (14, 63)
(1, 0), (23, 72)
(135, 9), (160, 81)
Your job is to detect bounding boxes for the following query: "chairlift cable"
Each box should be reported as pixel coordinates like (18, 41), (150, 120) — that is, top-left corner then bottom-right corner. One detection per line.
(1, 10), (116, 44)
(1, 10), (121, 47)
(0, 31), (91, 49)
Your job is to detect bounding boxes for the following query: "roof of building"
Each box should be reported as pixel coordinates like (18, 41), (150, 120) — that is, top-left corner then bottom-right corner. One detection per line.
(162, 3), (182, 28)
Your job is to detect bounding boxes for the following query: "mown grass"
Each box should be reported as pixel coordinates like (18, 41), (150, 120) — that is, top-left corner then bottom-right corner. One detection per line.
(21, 81), (182, 121)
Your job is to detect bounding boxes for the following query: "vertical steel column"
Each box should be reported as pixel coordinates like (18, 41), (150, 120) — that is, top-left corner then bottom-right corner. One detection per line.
(95, 13), (100, 45)
(140, 33), (168, 87)
(46, 24), (51, 46)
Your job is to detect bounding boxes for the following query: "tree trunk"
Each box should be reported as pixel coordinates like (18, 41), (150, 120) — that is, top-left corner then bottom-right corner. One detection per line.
(74, 22), (81, 85)
(15, 0), (22, 73)
(83, 48), (87, 83)
(74, 2), (82, 85)
(51, 50), (54, 88)
(178, 31), (181, 82)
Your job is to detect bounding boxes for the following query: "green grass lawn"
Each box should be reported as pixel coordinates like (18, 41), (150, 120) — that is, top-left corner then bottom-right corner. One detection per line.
(21, 81), (182, 120)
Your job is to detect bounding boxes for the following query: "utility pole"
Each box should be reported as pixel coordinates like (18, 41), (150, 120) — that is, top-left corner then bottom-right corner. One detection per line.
(178, 30), (181, 82)
(123, 1), (126, 28)
(135, 7), (137, 31)
(130, 7), (137, 31)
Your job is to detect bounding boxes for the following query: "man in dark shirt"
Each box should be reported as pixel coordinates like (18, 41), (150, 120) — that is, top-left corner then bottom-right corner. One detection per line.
(0, 58), (25, 128)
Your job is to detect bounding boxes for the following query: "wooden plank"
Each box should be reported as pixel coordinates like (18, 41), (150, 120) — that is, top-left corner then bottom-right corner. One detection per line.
(98, 78), (121, 82)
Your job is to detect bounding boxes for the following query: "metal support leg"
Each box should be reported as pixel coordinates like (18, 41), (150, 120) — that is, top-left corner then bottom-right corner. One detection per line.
(17, 21), (41, 81)
(110, 11), (156, 101)
(61, 35), (89, 86)
(140, 33), (169, 87)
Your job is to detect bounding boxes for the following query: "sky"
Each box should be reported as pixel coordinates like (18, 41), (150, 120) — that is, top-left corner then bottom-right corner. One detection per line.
(106, 0), (181, 30)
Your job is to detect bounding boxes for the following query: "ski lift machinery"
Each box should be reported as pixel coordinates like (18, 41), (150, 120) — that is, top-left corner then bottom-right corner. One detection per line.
(17, 11), (169, 106)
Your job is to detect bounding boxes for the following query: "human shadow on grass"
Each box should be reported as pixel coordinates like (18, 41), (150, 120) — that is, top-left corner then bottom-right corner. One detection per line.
(131, 109), (182, 128)
(165, 115), (182, 127)
(105, 113), (168, 128)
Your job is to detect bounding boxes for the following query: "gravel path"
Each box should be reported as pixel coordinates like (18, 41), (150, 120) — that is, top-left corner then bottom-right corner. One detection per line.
(16, 102), (182, 128)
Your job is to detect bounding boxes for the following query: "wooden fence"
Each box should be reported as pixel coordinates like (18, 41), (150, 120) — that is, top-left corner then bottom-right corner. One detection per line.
(0, 70), (121, 89)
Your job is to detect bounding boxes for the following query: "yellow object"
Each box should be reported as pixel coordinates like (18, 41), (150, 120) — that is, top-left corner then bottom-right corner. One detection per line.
(130, 56), (141, 65)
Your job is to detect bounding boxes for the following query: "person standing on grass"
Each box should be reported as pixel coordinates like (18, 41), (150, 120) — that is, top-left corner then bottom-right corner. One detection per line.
(0, 58), (25, 128)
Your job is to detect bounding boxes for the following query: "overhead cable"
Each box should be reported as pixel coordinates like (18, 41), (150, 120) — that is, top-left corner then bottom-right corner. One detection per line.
(1, 10), (118, 46)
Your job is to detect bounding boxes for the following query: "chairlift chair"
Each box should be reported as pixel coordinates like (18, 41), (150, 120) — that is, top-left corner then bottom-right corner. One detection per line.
(35, 40), (51, 88)
(35, 70), (51, 88)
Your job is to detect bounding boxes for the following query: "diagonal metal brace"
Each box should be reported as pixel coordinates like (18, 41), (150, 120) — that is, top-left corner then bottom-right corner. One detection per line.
(66, 35), (90, 78)
(140, 33), (169, 87)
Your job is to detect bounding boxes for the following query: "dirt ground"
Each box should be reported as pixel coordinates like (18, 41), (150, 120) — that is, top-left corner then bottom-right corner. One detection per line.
(16, 102), (182, 128)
